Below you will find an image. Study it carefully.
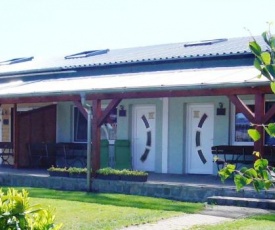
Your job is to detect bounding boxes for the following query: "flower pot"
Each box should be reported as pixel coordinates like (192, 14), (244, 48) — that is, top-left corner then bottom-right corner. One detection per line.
(48, 171), (69, 177)
(96, 173), (120, 180)
(120, 175), (148, 182)
(69, 173), (86, 178)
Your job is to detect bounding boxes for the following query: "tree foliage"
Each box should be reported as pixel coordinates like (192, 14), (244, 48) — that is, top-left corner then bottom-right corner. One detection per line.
(218, 24), (275, 192)
(0, 188), (62, 230)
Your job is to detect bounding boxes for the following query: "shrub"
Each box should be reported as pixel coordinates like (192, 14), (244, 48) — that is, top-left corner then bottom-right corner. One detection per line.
(47, 166), (68, 172)
(68, 167), (88, 175)
(119, 169), (148, 176)
(96, 167), (120, 175)
(0, 188), (62, 230)
(96, 167), (148, 176)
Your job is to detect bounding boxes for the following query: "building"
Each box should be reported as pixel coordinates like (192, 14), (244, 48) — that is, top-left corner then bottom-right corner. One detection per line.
(0, 36), (272, 175)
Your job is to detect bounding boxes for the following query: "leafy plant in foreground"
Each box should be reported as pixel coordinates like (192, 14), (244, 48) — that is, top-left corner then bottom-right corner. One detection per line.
(0, 188), (62, 230)
(218, 24), (275, 192)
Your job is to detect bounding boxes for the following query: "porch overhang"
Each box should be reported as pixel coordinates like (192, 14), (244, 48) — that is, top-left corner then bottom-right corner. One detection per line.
(0, 66), (271, 104)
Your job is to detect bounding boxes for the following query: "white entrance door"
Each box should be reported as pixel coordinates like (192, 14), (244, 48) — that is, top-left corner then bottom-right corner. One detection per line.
(132, 105), (156, 171)
(186, 104), (214, 174)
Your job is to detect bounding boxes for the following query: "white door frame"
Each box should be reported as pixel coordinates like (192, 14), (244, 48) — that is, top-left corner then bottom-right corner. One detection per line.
(186, 103), (214, 174)
(132, 105), (156, 171)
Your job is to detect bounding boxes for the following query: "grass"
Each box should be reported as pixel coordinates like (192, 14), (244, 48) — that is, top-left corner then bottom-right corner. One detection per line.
(2, 187), (204, 230)
(191, 214), (275, 230)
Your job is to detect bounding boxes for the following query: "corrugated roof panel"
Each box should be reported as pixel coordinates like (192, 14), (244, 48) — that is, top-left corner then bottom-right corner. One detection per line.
(0, 36), (267, 75)
(0, 67), (266, 97)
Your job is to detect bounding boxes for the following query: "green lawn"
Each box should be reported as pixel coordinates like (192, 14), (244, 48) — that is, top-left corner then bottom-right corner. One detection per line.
(191, 214), (275, 230)
(5, 187), (204, 230)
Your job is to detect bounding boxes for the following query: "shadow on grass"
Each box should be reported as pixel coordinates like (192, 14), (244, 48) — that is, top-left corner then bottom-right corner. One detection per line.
(2, 187), (203, 213)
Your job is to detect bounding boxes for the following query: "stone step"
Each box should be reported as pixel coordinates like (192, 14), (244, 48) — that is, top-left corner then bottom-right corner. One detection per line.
(207, 196), (275, 210)
(214, 187), (275, 200)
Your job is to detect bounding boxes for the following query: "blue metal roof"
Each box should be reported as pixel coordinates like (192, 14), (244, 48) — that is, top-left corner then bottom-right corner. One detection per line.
(0, 36), (267, 75)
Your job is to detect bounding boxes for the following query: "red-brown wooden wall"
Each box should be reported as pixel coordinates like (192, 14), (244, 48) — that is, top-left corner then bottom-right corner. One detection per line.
(17, 105), (56, 167)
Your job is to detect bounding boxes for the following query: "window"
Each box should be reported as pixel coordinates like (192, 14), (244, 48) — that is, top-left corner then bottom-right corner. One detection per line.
(233, 102), (254, 145)
(74, 108), (87, 142)
(184, 39), (227, 47)
(73, 107), (117, 142)
(0, 57), (33, 66)
(232, 101), (275, 145)
(265, 102), (275, 146)
(65, 49), (109, 59)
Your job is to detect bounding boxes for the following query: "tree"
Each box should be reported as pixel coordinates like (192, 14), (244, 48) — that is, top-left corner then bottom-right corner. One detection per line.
(218, 25), (275, 192)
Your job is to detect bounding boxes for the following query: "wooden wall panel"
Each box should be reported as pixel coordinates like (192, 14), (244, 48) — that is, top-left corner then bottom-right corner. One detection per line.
(17, 105), (56, 167)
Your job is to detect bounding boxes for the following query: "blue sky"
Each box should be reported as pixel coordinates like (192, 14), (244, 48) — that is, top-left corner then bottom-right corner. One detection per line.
(0, 0), (275, 59)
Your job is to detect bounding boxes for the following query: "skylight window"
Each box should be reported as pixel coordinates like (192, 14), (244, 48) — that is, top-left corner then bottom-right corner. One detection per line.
(0, 57), (34, 66)
(184, 39), (227, 47)
(64, 49), (109, 59)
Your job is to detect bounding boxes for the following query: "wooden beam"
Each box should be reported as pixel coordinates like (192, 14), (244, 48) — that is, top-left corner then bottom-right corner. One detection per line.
(13, 104), (19, 168)
(254, 94), (265, 157)
(0, 94), (81, 104)
(73, 100), (88, 119)
(263, 103), (275, 124)
(97, 99), (122, 127)
(92, 99), (102, 173)
(227, 95), (255, 123)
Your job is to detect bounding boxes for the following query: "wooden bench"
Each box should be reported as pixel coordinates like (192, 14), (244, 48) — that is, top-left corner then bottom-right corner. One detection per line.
(0, 142), (13, 165)
(212, 145), (275, 170)
(27, 143), (56, 168)
(28, 142), (87, 168)
(55, 142), (87, 167)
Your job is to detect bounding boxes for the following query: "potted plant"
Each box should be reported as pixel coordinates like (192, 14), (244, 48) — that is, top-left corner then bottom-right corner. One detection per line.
(47, 166), (69, 177)
(96, 167), (121, 180)
(96, 168), (148, 182)
(68, 167), (87, 178)
(119, 169), (148, 182)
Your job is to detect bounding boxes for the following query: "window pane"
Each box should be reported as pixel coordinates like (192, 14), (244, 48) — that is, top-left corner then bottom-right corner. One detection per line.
(235, 113), (252, 142)
(265, 102), (275, 145)
(74, 108), (87, 142)
(73, 107), (118, 142)
(234, 104), (254, 143)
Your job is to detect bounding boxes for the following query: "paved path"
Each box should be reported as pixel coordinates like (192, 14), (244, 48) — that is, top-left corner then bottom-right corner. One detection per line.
(120, 205), (273, 230)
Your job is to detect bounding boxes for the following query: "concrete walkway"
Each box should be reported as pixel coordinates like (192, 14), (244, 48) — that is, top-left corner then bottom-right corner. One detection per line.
(120, 205), (273, 230)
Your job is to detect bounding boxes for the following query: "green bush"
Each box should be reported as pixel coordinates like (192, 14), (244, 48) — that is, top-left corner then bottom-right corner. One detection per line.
(68, 167), (88, 175)
(96, 167), (148, 176)
(47, 166), (67, 172)
(0, 188), (62, 230)
(119, 169), (148, 176)
(96, 167), (120, 175)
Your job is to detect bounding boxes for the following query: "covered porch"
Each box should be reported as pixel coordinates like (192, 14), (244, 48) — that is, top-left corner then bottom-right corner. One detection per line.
(0, 66), (273, 178)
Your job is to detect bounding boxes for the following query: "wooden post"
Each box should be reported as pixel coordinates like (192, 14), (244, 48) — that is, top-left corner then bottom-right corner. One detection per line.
(254, 94), (265, 157)
(92, 99), (101, 174)
(13, 104), (19, 168)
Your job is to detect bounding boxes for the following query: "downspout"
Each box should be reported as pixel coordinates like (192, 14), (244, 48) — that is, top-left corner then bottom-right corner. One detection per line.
(81, 94), (92, 192)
